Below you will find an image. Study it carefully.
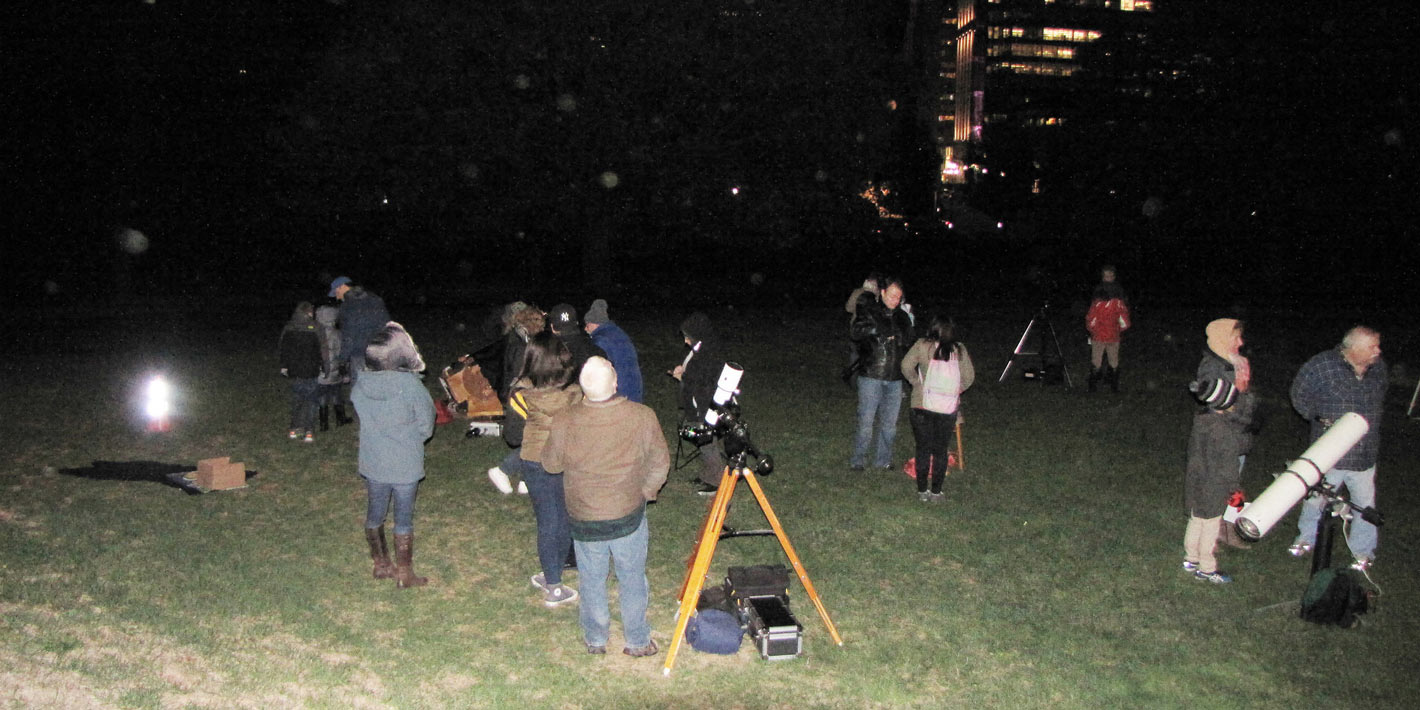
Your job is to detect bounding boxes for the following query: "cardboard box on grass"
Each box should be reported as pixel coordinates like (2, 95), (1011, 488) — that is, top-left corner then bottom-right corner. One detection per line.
(196, 456), (246, 490)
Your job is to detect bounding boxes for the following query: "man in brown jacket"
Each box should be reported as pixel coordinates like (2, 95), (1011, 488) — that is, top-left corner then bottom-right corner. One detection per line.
(542, 357), (670, 657)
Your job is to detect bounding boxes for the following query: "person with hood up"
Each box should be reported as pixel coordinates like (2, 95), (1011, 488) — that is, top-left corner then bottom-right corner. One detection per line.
(671, 312), (729, 495)
(278, 301), (325, 442)
(314, 298), (353, 430)
(583, 299), (644, 403)
(352, 322), (437, 589)
(1182, 318), (1256, 584)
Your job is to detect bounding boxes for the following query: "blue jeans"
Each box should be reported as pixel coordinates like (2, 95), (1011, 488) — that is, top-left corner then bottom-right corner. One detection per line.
(364, 478), (419, 535)
(1295, 466), (1378, 561)
(853, 377), (903, 468)
(500, 448), (523, 478)
(289, 378), (319, 431)
(574, 517), (651, 649)
(521, 459), (572, 585)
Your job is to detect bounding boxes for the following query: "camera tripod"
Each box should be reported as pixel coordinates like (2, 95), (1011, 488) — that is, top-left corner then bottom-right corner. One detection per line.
(662, 457), (844, 675)
(998, 302), (1073, 387)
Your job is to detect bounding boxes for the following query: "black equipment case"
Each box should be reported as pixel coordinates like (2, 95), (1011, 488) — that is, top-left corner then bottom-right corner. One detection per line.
(726, 565), (802, 660)
(744, 596), (803, 660)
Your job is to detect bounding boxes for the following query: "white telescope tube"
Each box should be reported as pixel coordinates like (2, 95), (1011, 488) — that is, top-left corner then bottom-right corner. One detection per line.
(1235, 412), (1369, 541)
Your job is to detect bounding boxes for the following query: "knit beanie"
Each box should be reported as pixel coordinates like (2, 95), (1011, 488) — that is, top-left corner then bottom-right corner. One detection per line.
(585, 299), (610, 325)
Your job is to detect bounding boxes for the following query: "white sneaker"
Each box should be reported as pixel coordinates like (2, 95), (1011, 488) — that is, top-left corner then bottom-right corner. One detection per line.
(531, 572), (549, 591)
(517, 480), (528, 495)
(487, 466), (514, 495)
(1350, 558), (1373, 572)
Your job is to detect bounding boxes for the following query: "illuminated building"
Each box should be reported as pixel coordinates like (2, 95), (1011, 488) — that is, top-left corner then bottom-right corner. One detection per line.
(941, 0), (1158, 179)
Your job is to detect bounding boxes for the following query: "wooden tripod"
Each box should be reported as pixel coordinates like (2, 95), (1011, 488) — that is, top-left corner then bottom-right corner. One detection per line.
(662, 462), (844, 675)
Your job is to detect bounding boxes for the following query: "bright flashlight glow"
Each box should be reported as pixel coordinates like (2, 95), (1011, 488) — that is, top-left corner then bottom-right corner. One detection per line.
(146, 377), (171, 419)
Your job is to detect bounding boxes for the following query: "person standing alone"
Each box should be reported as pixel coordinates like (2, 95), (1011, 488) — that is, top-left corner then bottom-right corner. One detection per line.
(1085, 265), (1131, 392)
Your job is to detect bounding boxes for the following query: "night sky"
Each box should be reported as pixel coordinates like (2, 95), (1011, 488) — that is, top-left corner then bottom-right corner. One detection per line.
(4, 0), (1416, 310)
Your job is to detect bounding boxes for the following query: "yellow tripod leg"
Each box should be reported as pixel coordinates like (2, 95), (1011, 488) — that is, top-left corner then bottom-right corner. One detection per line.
(675, 465), (734, 603)
(740, 470), (844, 647)
(954, 418), (966, 471)
(663, 468), (739, 675)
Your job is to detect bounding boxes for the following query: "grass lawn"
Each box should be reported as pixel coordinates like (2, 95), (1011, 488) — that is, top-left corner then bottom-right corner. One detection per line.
(2, 302), (1417, 709)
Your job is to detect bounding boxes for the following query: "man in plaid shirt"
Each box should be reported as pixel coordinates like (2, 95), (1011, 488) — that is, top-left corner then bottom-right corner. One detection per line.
(1287, 326), (1388, 570)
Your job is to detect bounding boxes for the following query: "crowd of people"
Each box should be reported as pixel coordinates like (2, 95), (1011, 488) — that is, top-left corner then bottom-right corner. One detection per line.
(280, 268), (1392, 654)
(282, 279), (670, 657)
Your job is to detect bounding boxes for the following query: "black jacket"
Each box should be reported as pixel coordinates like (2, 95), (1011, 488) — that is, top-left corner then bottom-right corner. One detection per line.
(336, 287), (391, 366)
(279, 326), (324, 380)
(555, 329), (608, 381)
(679, 312), (727, 422)
(850, 297), (913, 381)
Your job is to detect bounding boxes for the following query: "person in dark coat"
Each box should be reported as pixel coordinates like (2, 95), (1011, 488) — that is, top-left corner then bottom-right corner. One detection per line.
(583, 298), (644, 403)
(849, 277), (914, 470)
(352, 322), (437, 589)
(331, 276), (391, 377)
(671, 312), (729, 495)
(1182, 318), (1255, 585)
(548, 303), (607, 382)
(278, 301), (325, 442)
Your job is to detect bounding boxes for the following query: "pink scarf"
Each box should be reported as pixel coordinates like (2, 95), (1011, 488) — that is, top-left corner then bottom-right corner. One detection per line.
(1231, 354), (1250, 392)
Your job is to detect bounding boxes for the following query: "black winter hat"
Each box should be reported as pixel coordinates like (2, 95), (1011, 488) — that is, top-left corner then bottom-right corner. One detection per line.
(680, 312), (715, 343)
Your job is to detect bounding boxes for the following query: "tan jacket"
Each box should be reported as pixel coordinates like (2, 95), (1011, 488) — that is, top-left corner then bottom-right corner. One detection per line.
(510, 382), (583, 462)
(542, 397), (670, 523)
(900, 339), (975, 410)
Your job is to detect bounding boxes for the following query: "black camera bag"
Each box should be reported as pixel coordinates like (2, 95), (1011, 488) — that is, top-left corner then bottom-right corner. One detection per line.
(726, 564), (791, 603)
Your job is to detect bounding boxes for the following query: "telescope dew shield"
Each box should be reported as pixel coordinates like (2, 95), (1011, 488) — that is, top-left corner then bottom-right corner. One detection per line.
(705, 362), (743, 427)
(1235, 412), (1368, 541)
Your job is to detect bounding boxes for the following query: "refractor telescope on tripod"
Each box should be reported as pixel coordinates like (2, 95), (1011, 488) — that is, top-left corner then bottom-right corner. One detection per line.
(677, 362), (774, 476)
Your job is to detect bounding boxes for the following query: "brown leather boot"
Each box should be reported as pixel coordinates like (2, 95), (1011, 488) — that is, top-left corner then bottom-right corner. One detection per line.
(393, 533), (428, 588)
(365, 526), (394, 579)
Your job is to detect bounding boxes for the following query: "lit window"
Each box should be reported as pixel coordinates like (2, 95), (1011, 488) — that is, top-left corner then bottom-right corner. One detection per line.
(1043, 27), (1103, 43)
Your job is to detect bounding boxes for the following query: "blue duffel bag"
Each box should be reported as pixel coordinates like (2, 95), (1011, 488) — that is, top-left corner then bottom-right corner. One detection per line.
(685, 608), (743, 654)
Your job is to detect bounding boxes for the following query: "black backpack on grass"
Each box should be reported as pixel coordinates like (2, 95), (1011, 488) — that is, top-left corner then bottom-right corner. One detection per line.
(1299, 568), (1370, 628)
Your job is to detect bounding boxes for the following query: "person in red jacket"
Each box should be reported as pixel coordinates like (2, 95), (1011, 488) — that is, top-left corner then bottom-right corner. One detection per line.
(1085, 265), (1131, 392)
